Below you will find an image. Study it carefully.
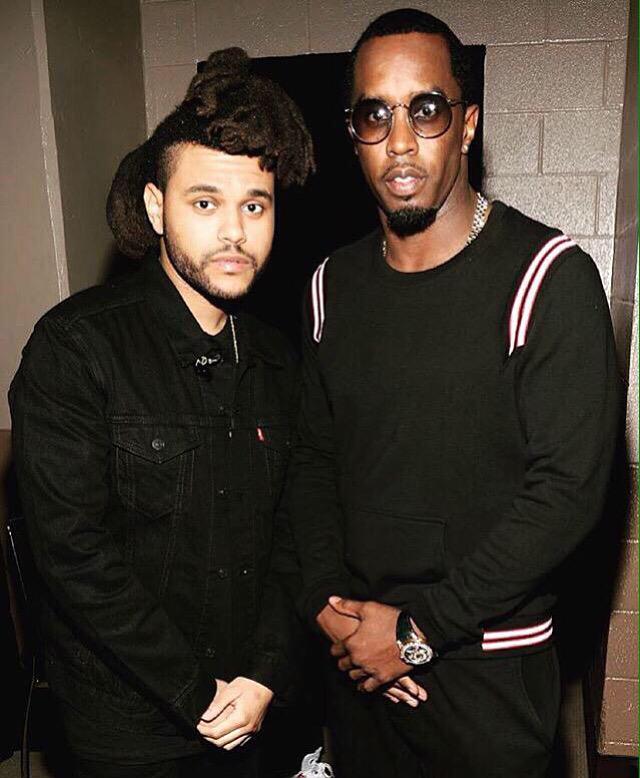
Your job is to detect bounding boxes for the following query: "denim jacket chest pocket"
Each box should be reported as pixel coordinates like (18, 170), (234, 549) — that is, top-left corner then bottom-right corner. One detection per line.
(111, 423), (200, 520)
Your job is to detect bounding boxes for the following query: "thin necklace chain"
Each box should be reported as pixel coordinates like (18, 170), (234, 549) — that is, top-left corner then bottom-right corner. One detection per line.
(229, 314), (239, 365)
(382, 191), (490, 260)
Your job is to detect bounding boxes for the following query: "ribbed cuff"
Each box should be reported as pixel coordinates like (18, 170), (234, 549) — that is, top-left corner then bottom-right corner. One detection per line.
(245, 651), (293, 704)
(299, 579), (352, 631)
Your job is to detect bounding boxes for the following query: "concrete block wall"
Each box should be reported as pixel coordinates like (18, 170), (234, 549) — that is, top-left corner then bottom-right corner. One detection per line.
(598, 0), (638, 757)
(140, 0), (630, 300)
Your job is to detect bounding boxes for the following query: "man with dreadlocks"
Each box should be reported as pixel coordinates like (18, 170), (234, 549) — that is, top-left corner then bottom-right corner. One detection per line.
(10, 48), (313, 777)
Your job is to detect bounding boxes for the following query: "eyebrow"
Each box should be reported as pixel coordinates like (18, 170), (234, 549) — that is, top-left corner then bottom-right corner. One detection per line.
(184, 184), (273, 202)
(247, 188), (273, 202)
(356, 85), (450, 103)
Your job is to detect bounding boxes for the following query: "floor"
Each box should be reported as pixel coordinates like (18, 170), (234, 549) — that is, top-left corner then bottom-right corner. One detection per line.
(0, 753), (55, 778)
(1, 750), (637, 778)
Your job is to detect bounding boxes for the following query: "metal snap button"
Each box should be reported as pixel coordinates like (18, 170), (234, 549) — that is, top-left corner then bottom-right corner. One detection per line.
(216, 488), (227, 498)
(204, 646), (216, 658)
(151, 438), (165, 451)
(217, 568), (228, 579)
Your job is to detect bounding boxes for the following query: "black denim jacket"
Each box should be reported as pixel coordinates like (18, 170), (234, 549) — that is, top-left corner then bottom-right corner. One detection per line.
(9, 259), (300, 756)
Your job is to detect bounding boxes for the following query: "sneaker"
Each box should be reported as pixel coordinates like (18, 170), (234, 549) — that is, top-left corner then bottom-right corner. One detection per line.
(294, 746), (334, 777)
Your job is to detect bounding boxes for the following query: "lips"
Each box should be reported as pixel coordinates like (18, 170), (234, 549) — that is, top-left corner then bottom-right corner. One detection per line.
(210, 255), (253, 273)
(383, 167), (426, 198)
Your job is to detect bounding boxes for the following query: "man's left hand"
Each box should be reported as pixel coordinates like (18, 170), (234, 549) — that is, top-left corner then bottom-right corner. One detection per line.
(328, 597), (411, 692)
(197, 677), (274, 750)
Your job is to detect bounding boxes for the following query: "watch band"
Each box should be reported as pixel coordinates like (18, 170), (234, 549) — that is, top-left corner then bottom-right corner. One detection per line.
(396, 610), (418, 643)
(396, 610), (436, 666)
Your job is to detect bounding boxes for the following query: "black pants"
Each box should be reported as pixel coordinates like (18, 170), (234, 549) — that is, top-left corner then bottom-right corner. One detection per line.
(74, 747), (259, 778)
(326, 648), (561, 778)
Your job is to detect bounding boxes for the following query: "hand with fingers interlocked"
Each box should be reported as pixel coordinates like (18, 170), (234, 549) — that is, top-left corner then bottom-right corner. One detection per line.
(317, 598), (428, 707)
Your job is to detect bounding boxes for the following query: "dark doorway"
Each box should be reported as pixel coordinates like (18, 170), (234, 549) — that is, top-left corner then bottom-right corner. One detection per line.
(198, 48), (485, 347)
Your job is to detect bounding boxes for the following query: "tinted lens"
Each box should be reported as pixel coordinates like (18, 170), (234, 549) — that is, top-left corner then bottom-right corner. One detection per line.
(350, 99), (392, 143)
(409, 93), (452, 138)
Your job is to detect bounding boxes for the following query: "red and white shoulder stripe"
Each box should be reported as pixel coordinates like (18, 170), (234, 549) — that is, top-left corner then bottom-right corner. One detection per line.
(310, 257), (330, 344)
(507, 234), (576, 356)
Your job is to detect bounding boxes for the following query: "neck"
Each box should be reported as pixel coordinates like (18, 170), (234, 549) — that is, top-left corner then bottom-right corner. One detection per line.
(159, 250), (228, 336)
(382, 182), (482, 273)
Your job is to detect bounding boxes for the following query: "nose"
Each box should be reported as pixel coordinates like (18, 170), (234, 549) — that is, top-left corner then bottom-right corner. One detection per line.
(218, 208), (246, 246)
(386, 106), (418, 158)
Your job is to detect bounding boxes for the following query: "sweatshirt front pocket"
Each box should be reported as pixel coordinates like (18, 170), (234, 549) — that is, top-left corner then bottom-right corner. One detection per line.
(344, 507), (447, 600)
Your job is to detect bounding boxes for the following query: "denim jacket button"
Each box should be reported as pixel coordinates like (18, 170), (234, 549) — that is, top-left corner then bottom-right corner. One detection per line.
(217, 567), (228, 579)
(151, 437), (165, 451)
(204, 647), (216, 658)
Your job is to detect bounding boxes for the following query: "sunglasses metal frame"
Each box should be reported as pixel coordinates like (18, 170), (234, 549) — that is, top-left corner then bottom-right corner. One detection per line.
(345, 91), (466, 144)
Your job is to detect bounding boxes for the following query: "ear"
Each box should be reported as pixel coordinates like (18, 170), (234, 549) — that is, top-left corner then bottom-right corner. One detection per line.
(461, 103), (480, 155)
(143, 182), (164, 237)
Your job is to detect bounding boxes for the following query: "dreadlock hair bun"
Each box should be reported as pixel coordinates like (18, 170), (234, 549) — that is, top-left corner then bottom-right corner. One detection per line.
(107, 47), (314, 259)
(185, 48), (251, 111)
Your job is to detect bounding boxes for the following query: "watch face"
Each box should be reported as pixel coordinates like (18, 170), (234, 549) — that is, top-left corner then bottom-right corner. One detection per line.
(401, 641), (434, 666)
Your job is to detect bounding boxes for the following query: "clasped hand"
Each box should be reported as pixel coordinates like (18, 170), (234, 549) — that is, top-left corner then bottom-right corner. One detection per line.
(197, 676), (273, 750)
(319, 597), (427, 706)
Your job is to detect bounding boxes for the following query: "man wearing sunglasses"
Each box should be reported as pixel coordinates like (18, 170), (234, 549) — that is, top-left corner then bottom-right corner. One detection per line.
(288, 8), (621, 777)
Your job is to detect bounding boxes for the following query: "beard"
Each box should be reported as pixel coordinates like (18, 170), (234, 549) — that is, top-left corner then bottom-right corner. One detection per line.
(384, 205), (438, 237)
(163, 228), (261, 305)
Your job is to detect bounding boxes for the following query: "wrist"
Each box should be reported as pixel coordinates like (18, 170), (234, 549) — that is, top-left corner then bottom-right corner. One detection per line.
(396, 610), (436, 666)
(238, 677), (274, 699)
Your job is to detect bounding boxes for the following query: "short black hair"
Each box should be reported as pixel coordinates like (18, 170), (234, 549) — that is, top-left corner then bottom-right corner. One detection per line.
(346, 8), (474, 105)
(107, 47), (314, 259)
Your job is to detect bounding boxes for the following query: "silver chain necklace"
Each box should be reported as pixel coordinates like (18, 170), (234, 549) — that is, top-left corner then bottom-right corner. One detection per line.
(229, 314), (239, 365)
(467, 192), (489, 245)
(382, 191), (490, 260)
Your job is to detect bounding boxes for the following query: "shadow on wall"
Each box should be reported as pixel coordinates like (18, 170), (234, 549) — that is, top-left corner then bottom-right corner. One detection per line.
(551, 433), (632, 774)
(242, 48), (485, 349)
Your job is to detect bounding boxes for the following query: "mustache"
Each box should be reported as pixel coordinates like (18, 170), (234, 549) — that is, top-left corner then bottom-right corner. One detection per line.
(205, 245), (258, 268)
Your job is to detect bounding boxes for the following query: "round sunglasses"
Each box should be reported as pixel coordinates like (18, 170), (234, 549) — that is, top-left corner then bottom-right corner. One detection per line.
(345, 91), (466, 144)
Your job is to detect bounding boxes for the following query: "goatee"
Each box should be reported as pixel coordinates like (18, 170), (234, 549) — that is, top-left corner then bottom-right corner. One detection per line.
(385, 206), (437, 237)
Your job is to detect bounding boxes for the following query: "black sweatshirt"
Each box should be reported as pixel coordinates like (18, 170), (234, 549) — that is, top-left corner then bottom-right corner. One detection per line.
(289, 201), (622, 659)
